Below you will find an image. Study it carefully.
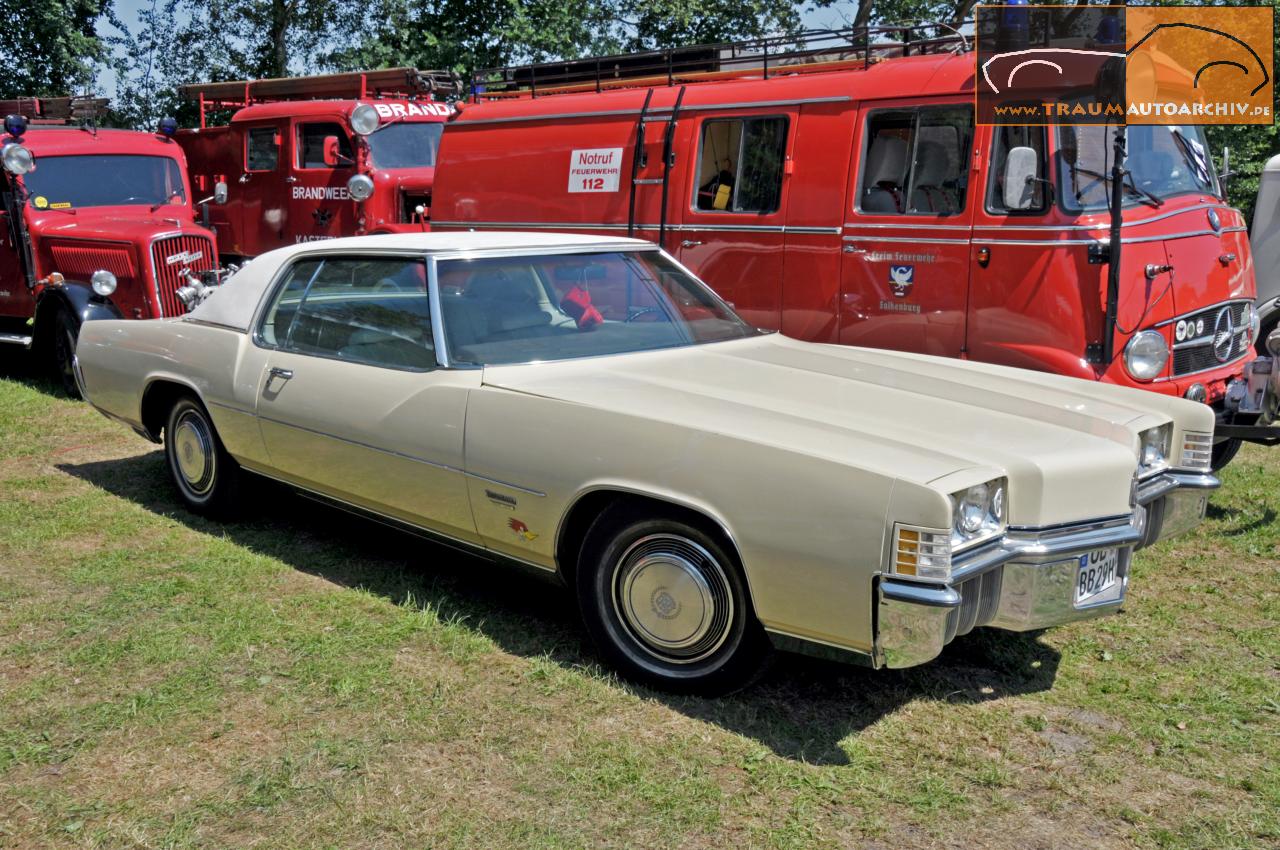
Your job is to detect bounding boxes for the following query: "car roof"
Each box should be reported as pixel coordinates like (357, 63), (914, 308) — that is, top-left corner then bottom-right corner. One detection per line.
(187, 231), (657, 331)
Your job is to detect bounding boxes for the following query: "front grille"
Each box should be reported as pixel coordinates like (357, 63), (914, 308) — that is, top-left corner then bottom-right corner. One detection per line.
(945, 568), (1004, 643)
(150, 235), (216, 317)
(49, 244), (135, 279)
(1171, 301), (1251, 377)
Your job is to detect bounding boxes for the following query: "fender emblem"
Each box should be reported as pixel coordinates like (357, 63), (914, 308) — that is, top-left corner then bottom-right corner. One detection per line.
(165, 250), (203, 266)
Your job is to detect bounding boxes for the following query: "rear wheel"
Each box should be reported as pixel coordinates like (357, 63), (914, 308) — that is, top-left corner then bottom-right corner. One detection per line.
(165, 395), (240, 516)
(50, 307), (81, 398)
(576, 509), (770, 694)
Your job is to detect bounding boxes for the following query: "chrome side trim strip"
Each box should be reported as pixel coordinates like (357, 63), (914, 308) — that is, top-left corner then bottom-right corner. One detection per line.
(181, 317), (248, 334)
(844, 235), (971, 245)
(207, 399), (257, 417)
(843, 222), (970, 231)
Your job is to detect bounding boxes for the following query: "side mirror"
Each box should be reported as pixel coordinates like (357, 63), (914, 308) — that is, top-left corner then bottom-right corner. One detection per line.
(213, 180), (228, 205)
(1003, 146), (1039, 210)
(323, 136), (342, 168)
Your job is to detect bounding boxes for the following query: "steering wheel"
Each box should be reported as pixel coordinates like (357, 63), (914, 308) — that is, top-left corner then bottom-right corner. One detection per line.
(374, 279), (406, 293)
(625, 306), (662, 323)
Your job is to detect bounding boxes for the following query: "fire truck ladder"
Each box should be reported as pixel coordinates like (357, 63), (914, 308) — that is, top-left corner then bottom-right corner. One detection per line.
(0, 96), (109, 124)
(470, 22), (970, 100)
(179, 68), (464, 128)
(657, 86), (687, 251)
(626, 88), (654, 238)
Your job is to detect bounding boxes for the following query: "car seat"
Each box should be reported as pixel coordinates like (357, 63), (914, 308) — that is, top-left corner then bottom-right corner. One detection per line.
(909, 140), (959, 214)
(862, 135), (909, 213)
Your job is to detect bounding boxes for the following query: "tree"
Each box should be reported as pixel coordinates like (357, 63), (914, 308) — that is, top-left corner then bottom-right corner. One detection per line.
(0, 0), (110, 98)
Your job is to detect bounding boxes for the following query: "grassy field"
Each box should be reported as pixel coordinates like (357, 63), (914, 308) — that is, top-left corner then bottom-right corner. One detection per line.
(0, 367), (1277, 850)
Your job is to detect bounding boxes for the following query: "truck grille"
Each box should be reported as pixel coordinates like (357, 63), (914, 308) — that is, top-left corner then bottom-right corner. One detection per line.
(1170, 301), (1251, 377)
(150, 235), (216, 317)
(49, 244), (136, 279)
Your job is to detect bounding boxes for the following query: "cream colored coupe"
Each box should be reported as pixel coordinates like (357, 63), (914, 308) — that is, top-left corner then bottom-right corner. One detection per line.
(76, 233), (1219, 693)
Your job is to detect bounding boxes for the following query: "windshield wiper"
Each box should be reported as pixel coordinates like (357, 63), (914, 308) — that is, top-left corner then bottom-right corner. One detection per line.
(1069, 164), (1163, 208)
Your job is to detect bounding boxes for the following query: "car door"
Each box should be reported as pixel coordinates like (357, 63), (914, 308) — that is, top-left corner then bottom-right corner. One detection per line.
(839, 101), (975, 355)
(677, 110), (792, 331)
(237, 122), (289, 256)
(290, 119), (360, 243)
(253, 253), (481, 544)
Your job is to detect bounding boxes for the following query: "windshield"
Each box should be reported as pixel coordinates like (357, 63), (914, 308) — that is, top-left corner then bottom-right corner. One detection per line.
(437, 250), (756, 366)
(365, 123), (444, 169)
(1056, 124), (1219, 212)
(23, 154), (187, 210)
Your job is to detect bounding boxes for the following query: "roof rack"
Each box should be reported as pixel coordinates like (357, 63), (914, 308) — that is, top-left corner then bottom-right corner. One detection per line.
(179, 68), (464, 128)
(470, 23), (970, 100)
(0, 96), (110, 124)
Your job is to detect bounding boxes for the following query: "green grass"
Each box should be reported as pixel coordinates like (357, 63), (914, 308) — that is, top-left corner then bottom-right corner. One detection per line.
(0, 366), (1276, 849)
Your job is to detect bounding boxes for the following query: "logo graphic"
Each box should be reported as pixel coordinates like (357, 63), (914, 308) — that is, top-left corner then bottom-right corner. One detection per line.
(889, 265), (914, 298)
(1212, 306), (1237, 363)
(976, 5), (1274, 125)
(312, 207), (333, 227)
(1207, 208), (1221, 234)
(507, 518), (538, 542)
(165, 250), (203, 266)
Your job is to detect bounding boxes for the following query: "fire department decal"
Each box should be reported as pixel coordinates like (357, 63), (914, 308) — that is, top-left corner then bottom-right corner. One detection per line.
(293, 186), (351, 201)
(889, 265), (914, 298)
(372, 102), (453, 119)
(568, 148), (623, 193)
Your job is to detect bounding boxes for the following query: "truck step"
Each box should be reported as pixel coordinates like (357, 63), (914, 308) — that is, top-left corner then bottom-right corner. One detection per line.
(0, 331), (33, 347)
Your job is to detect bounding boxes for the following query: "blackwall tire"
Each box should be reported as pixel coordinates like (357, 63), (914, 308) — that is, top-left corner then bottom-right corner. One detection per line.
(165, 396), (240, 517)
(577, 510), (770, 695)
(1211, 437), (1243, 472)
(51, 307), (81, 399)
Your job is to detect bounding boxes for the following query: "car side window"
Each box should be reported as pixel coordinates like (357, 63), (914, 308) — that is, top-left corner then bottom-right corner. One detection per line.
(259, 256), (436, 371)
(693, 116), (788, 214)
(296, 122), (354, 170)
(246, 127), (279, 172)
(987, 124), (1048, 214)
(859, 106), (972, 215)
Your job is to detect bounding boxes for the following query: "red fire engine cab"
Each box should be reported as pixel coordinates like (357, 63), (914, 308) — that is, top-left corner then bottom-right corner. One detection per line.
(176, 68), (461, 263)
(0, 97), (220, 395)
(432, 26), (1277, 466)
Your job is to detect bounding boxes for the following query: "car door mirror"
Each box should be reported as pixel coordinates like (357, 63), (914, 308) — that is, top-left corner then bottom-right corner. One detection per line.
(323, 136), (342, 168)
(1003, 146), (1039, 210)
(213, 180), (228, 205)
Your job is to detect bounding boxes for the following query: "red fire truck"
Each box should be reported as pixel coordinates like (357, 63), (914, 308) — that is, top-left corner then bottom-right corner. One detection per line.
(176, 68), (461, 262)
(0, 97), (220, 395)
(432, 26), (1279, 466)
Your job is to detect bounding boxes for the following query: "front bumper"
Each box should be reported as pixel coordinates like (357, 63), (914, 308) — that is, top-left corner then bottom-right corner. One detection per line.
(874, 469), (1219, 669)
(1217, 351), (1280, 445)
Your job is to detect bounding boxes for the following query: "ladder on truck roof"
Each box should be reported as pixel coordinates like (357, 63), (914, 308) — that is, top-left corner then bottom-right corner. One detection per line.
(470, 22), (970, 100)
(179, 67), (463, 128)
(0, 96), (110, 124)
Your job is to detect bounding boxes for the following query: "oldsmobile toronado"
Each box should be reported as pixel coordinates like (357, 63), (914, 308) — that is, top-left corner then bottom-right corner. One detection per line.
(75, 233), (1219, 693)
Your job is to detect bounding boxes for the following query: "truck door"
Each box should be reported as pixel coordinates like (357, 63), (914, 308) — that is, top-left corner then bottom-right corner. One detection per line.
(289, 119), (359, 245)
(236, 122), (288, 256)
(677, 110), (793, 331)
(839, 102), (975, 356)
(0, 196), (34, 323)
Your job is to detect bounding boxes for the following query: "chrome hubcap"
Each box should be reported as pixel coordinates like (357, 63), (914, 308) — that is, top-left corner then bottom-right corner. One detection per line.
(613, 534), (733, 664)
(172, 412), (215, 496)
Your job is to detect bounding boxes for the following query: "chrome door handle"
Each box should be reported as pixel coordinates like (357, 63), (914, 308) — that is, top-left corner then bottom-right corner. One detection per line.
(680, 240), (704, 248)
(842, 243), (866, 254)
(238, 173), (251, 183)
(284, 176), (297, 184)
(1219, 252), (1237, 266)
(268, 367), (293, 380)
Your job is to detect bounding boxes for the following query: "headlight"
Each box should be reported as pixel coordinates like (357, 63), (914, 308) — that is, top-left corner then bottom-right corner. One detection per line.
(347, 174), (375, 202)
(349, 104), (379, 136)
(893, 524), (952, 582)
(1123, 330), (1169, 382)
(950, 476), (1008, 551)
(1137, 424), (1172, 475)
(2, 142), (33, 175)
(1180, 431), (1212, 471)
(90, 269), (117, 297)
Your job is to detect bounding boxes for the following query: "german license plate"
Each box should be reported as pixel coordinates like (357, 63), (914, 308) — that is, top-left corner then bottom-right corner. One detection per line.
(1075, 549), (1122, 607)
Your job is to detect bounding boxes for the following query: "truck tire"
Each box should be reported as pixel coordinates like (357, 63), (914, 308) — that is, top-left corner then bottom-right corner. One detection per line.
(164, 395), (241, 517)
(1211, 438), (1242, 472)
(50, 306), (81, 399)
(576, 507), (771, 695)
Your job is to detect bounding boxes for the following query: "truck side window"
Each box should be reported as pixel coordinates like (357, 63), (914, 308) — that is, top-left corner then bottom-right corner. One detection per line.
(297, 122), (354, 170)
(988, 125), (1047, 214)
(693, 117), (787, 214)
(246, 127), (279, 172)
(859, 106), (972, 215)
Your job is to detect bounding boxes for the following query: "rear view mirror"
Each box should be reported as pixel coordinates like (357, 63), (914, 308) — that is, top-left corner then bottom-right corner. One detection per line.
(1003, 146), (1039, 210)
(323, 136), (342, 168)
(213, 180), (228, 205)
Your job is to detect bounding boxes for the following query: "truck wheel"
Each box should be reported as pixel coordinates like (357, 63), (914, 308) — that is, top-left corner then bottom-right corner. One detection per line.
(576, 509), (770, 695)
(164, 395), (240, 517)
(51, 307), (81, 399)
(1211, 438), (1242, 472)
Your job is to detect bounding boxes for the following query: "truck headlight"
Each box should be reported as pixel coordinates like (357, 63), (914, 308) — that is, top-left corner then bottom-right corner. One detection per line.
(90, 269), (117, 297)
(1123, 330), (1169, 382)
(347, 174), (375, 202)
(1245, 302), (1261, 346)
(2, 142), (33, 175)
(350, 104), (379, 136)
(893, 524), (952, 581)
(950, 477), (1007, 551)
(1137, 424), (1171, 475)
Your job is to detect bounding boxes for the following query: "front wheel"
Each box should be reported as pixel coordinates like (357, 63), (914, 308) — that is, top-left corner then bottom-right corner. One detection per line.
(165, 396), (240, 516)
(1211, 437), (1242, 472)
(576, 510), (770, 695)
(51, 307), (81, 398)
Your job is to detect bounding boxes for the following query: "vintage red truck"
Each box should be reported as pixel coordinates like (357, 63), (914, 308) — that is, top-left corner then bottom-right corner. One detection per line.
(0, 97), (220, 395)
(432, 26), (1280, 466)
(175, 68), (460, 263)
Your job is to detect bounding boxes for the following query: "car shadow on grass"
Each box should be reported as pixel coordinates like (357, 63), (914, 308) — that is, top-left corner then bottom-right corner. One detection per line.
(60, 452), (1062, 766)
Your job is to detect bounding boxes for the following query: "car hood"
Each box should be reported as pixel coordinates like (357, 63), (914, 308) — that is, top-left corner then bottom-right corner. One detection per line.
(29, 207), (207, 243)
(480, 335), (1165, 524)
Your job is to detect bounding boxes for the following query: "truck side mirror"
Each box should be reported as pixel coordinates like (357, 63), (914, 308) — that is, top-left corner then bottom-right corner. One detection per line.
(1003, 146), (1039, 211)
(323, 136), (342, 168)
(214, 180), (228, 205)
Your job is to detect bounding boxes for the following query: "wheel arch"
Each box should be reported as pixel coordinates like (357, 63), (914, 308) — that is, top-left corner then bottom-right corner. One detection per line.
(139, 376), (206, 442)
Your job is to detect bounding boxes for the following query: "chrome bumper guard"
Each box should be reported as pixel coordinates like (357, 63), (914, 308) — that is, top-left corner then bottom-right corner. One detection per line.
(874, 469), (1219, 670)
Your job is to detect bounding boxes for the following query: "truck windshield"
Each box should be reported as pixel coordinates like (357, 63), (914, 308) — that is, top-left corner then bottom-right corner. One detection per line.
(437, 250), (757, 366)
(1057, 125), (1219, 212)
(365, 123), (444, 169)
(23, 155), (187, 210)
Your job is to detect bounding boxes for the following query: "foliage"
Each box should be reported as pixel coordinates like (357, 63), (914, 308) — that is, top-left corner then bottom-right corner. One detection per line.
(0, 0), (110, 99)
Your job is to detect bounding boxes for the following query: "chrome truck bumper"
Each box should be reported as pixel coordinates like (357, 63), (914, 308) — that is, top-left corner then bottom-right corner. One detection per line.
(874, 469), (1219, 669)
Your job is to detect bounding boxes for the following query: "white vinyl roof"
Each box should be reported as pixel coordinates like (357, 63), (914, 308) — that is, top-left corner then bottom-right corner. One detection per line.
(187, 231), (655, 332)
